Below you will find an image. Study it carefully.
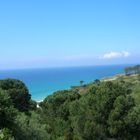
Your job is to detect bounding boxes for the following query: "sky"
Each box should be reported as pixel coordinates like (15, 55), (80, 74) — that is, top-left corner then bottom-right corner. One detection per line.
(0, 0), (140, 69)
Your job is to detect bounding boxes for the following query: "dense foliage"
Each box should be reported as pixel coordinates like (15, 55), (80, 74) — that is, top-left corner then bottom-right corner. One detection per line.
(0, 75), (140, 140)
(0, 79), (31, 112)
(125, 65), (140, 75)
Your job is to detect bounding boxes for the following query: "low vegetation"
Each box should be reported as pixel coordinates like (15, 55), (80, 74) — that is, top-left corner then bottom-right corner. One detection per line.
(0, 65), (140, 140)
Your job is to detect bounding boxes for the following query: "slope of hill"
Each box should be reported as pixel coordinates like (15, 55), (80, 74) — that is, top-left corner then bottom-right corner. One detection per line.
(0, 72), (140, 140)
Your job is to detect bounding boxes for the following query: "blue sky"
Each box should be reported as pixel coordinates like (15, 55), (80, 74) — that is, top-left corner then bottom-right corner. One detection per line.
(0, 0), (140, 69)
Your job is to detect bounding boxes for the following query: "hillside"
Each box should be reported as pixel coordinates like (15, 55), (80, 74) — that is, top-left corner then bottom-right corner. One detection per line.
(71, 73), (140, 95)
(0, 72), (140, 140)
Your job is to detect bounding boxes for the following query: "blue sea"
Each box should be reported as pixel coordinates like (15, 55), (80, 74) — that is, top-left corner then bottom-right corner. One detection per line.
(0, 65), (131, 101)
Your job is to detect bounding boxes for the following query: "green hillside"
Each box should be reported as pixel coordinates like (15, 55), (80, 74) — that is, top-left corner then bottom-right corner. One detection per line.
(0, 67), (140, 140)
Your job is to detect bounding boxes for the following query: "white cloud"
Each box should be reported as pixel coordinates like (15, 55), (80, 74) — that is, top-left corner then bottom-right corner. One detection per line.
(100, 51), (130, 59)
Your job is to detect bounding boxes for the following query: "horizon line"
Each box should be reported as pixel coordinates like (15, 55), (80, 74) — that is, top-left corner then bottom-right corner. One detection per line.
(0, 63), (137, 71)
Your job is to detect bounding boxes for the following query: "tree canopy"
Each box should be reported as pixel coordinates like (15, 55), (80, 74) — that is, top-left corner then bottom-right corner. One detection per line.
(0, 75), (140, 140)
(0, 79), (31, 112)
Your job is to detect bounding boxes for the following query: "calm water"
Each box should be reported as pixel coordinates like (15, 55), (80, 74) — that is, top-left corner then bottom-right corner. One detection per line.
(0, 65), (131, 101)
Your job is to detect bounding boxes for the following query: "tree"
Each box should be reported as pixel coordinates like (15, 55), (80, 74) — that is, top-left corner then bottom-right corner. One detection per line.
(0, 128), (15, 140)
(64, 127), (73, 140)
(0, 89), (16, 129)
(70, 82), (134, 140)
(125, 65), (140, 75)
(94, 79), (100, 84)
(137, 71), (140, 81)
(125, 67), (133, 75)
(0, 79), (31, 112)
(108, 95), (135, 139)
(125, 105), (140, 139)
(80, 81), (84, 86)
(14, 111), (49, 140)
(134, 65), (140, 74)
(41, 90), (80, 139)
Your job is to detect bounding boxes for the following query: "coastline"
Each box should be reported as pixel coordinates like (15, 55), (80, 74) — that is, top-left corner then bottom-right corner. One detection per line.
(1, 65), (133, 101)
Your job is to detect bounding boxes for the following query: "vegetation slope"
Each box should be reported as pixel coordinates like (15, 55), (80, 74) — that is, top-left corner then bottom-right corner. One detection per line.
(0, 66), (140, 140)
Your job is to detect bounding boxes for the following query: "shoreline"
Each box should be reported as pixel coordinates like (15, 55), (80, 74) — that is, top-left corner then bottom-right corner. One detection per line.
(35, 73), (127, 102)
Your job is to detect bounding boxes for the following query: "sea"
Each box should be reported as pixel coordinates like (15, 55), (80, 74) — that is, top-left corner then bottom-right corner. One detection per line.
(0, 65), (132, 101)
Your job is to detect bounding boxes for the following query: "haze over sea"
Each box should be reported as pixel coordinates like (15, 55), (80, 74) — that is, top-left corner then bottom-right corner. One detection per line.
(0, 65), (132, 101)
